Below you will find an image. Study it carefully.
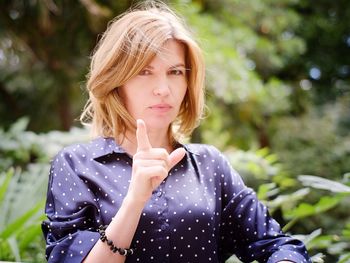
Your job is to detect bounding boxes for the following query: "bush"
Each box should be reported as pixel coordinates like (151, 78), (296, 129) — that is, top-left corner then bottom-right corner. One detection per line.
(1, 118), (349, 262)
(0, 118), (89, 262)
(271, 101), (350, 180)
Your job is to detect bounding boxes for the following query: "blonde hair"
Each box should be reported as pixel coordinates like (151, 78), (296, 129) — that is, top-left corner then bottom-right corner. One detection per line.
(80, 1), (205, 143)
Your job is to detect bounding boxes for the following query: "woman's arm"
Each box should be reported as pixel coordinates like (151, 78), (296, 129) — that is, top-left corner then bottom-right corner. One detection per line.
(205, 145), (311, 263)
(82, 196), (145, 263)
(83, 120), (186, 263)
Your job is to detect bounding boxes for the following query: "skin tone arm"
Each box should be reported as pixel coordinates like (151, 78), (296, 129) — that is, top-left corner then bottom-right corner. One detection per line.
(83, 119), (186, 263)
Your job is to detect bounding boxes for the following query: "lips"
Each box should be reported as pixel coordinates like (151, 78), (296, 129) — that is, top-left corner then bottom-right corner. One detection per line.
(149, 103), (172, 112)
(150, 103), (172, 109)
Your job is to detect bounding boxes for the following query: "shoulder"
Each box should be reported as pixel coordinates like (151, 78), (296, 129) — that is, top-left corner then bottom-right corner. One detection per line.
(52, 136), (117, 163)
(184, 143), (225, 160)
(184, 143), (237, 173)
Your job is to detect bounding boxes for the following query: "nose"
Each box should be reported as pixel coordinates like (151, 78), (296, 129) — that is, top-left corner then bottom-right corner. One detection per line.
(153, 75), (170, 97)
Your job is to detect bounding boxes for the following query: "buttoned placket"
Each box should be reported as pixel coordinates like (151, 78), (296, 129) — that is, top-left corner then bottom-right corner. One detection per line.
(149, 181), (171, 262)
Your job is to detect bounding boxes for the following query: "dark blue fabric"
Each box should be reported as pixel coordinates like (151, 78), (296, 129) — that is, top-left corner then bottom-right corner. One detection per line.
(42, 137), (311, 263)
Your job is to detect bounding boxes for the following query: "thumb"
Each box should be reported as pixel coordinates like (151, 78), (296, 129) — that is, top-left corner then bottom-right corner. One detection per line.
(168, 148), (186, 170)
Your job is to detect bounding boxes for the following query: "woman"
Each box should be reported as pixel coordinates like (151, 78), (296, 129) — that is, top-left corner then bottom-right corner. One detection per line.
(42, 1), (311, 263)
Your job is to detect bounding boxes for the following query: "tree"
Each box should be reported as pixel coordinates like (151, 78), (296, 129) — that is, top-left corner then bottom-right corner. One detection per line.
(0, 0), (132, 131)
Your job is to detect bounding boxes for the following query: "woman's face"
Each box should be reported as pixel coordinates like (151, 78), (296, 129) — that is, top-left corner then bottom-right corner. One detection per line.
(119, 39), (188, 132)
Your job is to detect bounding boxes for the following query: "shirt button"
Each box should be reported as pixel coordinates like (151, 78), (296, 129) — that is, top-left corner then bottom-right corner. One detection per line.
(156, 191), (163, 197)
(161, 224), (167, 230)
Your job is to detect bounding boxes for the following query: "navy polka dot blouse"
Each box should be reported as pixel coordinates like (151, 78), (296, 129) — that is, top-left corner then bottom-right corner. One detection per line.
(42, 137), (311, 263)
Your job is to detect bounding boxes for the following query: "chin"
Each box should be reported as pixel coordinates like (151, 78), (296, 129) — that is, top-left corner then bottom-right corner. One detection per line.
(144, 117), (174, 131)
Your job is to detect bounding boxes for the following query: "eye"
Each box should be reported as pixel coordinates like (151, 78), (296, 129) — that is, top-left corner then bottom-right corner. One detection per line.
(169, 69), (185, 75)
(138, 69), (152, 76)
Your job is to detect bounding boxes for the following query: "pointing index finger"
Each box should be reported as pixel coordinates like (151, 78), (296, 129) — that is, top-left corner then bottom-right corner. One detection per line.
(136, 119), (152, 152)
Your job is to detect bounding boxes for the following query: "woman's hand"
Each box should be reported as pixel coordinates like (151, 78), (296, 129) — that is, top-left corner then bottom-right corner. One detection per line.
(125, 119), (186, 205)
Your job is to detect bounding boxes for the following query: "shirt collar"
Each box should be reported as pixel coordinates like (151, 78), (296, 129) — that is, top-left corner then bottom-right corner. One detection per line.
(88, 137), (125, 159)
(90, 136), (199, 160)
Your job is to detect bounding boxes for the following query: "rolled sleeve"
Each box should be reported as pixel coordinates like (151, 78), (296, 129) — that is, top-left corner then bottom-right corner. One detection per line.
(218, 151), (311, 263)
(44, 228), (100, 263)
(42, 150), (101, 262)
(267, 249), (310, 263)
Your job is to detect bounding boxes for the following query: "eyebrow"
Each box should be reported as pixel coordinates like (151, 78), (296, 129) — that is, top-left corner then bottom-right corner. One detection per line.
(169, 63), (186, 68)
(144, 63), (187, 69)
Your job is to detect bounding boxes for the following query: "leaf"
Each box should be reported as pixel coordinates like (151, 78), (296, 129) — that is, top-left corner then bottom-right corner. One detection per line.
(342, 223), (350, 237)
(18, 215), (46, 250)
(0, 168), (14, 204)
(8, 117), (29, 135)
(0, 200), (45, 239)
(7, 236), (21, 262)
(310, 253), (325, 263)
(302, 228), (322, 245)
(298, 175), (350, 193)
(268, 187), (310, 210)
(257, 183), (277, 200)
(305, 234), (335, 250)
(246, 162), (263, 177)
(286, 195), (342, 219)
(265, 153), (278, 164)
(338, 253), (350, 263)
(256, 147), (269, 158)
(314, 196), (342, 213)
(291, 203), (315, 218)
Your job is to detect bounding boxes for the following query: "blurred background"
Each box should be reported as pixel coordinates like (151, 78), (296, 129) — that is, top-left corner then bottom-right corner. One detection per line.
(0, 0), (349, 262)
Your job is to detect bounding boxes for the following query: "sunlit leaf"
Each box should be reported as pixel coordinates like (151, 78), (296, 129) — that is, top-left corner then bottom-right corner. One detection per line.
(302, 228), (322, 245)
(338, 253), (350, 263)
(0, 200), (44, 239)
(286, 195), (342, 219)
(298, 175), (350, 193)
(0, 168), (13, 204)
(257, 183), (277, 200)
(8, 118), (29, 135)
(7, 236), (20, 262)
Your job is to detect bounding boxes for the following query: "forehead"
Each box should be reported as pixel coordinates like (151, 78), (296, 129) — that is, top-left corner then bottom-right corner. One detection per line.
(147, 39), (186, 67)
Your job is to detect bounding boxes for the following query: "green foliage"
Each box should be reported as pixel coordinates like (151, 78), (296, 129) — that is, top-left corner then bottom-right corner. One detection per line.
(0, 0), (349, 262)
(225, 148), (350, 261)
(174, 0), (299, 149)
(0, 167), (46, 262)
(290, 0), (350, 103)
(0, 119), (89, 261)
(299, 175), (350, 193)
(0, 122), (304, 261)
(0, 0), (130, 131)
(271, 100), (350, 179)
(0, 118), (349, 261)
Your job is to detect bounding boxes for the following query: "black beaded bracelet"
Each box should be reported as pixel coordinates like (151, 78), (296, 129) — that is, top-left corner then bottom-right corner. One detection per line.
(98, 225), (134, 256)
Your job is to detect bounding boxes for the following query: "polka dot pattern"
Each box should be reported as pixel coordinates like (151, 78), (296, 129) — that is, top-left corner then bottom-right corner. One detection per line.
(42, 137), (311, 263)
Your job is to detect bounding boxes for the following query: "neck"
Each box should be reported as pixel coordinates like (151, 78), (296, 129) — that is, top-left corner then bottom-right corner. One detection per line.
(119, 128), (172, 156)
